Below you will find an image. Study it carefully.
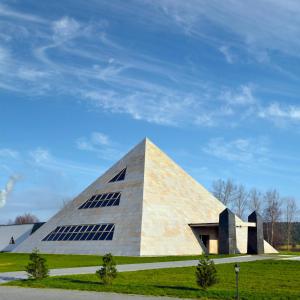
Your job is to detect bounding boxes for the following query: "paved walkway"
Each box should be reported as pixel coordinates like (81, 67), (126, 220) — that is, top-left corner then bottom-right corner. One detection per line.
(0, 286), (185, 300)
(0, 255), (281, 284)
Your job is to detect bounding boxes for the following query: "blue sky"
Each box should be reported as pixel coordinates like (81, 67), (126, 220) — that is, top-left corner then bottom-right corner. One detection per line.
(0, 0), (300, 223)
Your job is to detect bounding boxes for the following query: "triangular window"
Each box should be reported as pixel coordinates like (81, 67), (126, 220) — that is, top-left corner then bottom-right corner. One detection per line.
(109, 168), (126, 183)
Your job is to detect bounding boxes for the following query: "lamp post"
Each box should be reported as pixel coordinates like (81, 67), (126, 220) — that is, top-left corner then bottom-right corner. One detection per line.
(234, 263), (240, 300)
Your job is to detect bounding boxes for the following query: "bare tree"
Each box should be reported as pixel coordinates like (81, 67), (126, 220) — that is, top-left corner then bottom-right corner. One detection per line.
(212, 179), (237, 206)
(232, 184), (249, 219)
(248, 188), (262, 214)
(283, 197), (297, 251)
(14, 213), (39, 224)
(263, 190), (282, 246)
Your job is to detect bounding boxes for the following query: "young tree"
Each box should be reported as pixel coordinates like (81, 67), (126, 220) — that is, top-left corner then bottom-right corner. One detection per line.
(195, 255), (218, 290)
(283, 197), (297, 251)
(248, 188), (262, 214)
(96, 253), (117, 285)
(263, 190), (282, 246)
(26, 248), (49, 279)
(14, 213), (39, 224)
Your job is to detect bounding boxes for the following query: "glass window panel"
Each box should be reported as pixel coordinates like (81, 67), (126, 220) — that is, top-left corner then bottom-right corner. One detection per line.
(93, 225), (101, 231)
(100, 232), (109, 240)
(42, 224), (115, 242)
(86, 232), (96, 240)
(74, 233), (82, 240)
(80, 225), (88, 232)
(92, 232), (102, 240)
(87, 225), (94, 231)
(95, 201), (102, 208)
(69, 233), (77, 240)
(57, 233), (66, 241)
(89, 201), (97, 208)
(99, 224), (107, 231)
(106, 231), (114, 240)
(80, 232), (89, 240)
(63, 233), (71, 241)
(106, 224), (114, 231)
(102, 200), (109, 206)
(58, 227), (65, 233)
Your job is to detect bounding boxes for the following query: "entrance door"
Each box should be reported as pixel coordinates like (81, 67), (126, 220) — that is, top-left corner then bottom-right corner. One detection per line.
(200, 235), (210, 253)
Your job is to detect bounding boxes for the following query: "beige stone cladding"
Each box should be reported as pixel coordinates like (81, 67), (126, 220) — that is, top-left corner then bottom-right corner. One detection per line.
(14, 138), (277, 256)
(141, 139), (227, 256)
(14, 140), (146, 255)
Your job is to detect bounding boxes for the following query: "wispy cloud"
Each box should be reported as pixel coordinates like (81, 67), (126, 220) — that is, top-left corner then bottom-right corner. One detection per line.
(219, 45), (235, 64)
(220, 85), (256, 106)
(203, 137), (269, 163)
(0, 3), (47, 24)
(28, 147), (101, 175)
(0, 2), (299, 132)
(0, 148), (19, 159)
(76, 132), (122, 160)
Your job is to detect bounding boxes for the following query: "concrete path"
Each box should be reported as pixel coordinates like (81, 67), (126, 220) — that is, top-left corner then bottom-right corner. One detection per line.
(0, 286), (185, 300)
(0, 255), (281, 284)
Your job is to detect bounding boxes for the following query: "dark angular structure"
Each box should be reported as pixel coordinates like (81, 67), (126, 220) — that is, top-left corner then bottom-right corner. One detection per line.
(218, 208), (237, 254)
(247, 211), (264, 254)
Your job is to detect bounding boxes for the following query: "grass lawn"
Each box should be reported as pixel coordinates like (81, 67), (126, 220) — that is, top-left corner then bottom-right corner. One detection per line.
(5, 260), (300, 300)
(279, 251), (300, 256)
(0, 253), (239, 273)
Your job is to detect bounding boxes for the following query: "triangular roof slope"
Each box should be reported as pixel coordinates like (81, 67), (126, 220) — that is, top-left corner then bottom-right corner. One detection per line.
(14, 139), (147, 255)
(141, 139), (226, 255)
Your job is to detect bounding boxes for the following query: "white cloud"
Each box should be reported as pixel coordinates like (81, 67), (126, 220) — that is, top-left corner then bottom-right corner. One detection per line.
(83, 90), (200, 126)
(259, 102), (300, 125)
(77, 131), (110, 151)
(52, 16), (80, 41)
(76, 132), (121, 160)
(203, 137), (269, 162)
(220, 85), (256, 106)
(17, 67), (47, 81)
(29, 148), (51, 164)
(91, 132), (110, 146)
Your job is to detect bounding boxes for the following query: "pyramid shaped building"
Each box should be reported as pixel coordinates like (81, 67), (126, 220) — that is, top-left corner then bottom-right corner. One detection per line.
(14, 138), (276, 255)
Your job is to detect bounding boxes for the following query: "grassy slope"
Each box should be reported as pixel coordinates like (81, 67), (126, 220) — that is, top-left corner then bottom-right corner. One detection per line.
(0, 253), (238, 273)
(5, 260), (300, 300)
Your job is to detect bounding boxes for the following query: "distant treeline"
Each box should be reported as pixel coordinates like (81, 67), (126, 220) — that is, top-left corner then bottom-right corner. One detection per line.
(264, 222), (300, 248)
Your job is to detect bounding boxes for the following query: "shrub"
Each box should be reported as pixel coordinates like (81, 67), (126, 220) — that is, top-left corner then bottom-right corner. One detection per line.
(96, 253), (117, 285)
(195, 255), (218, 290)
(26, 248), (49, 279)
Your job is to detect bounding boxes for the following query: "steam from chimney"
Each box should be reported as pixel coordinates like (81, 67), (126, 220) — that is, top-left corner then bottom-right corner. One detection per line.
(0, 175), (20, 208)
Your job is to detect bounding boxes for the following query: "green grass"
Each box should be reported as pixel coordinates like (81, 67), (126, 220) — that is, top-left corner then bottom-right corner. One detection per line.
(0, 253), (239, 273)
(5, 260), (300, 299)
(279, 251), (300, 256)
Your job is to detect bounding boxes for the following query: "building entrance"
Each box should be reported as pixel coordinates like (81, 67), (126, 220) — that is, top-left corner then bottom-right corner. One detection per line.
(200, 234), (210, 253)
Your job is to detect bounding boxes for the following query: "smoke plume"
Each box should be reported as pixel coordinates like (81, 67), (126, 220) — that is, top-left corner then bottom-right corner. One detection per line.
(0, 175), (20, 208)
